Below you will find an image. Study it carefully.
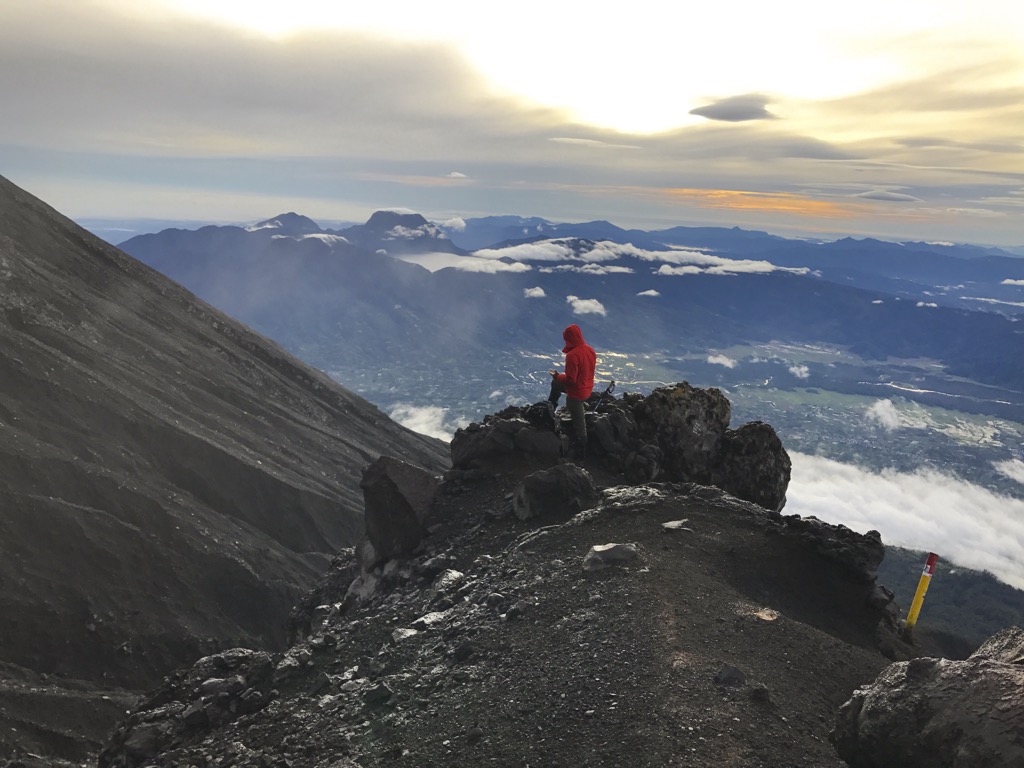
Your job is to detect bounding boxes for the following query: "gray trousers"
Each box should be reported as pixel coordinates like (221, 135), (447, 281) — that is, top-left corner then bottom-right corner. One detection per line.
(548, 380), (587, 449)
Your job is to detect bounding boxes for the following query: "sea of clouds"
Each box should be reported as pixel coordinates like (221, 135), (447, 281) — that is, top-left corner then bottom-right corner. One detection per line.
(786, 453), (1024, 589)
(396, 239), (811, 278)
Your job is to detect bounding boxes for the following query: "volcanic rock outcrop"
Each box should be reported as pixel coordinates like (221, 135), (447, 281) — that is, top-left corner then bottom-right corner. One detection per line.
(451, 381), (792, 512)
(832, 625), (1024, 767)
(359, 456), (441, 562)
(0, 175), (448, 763)
(98, 389), (911, 767)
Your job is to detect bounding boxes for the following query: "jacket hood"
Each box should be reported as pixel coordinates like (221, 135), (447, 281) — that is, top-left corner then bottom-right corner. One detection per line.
(562, 324), (585, 352)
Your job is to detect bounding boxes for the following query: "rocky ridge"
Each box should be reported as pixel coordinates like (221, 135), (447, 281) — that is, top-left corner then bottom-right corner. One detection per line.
(98, 384), (918, 768)
(451, 381), (792, 513)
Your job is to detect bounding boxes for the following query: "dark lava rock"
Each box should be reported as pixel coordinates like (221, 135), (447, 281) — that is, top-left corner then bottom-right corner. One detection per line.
(451, 381), (790, 512)
(712, 420), (792, 512)
(360, 456), (440, 561)
(512, 464), (601, 521)
(582, 542), (639, 571)
(633, 381), (732, 480)
(778, 516), (885, 583)
(832, 626), (1024, 768)
(714, 664), (747, 687)
(452, 418), (564, 468)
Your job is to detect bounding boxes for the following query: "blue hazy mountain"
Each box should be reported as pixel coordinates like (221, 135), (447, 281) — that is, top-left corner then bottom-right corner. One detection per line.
(337, 209), (464, 256)
(119, 212), (1024, 405)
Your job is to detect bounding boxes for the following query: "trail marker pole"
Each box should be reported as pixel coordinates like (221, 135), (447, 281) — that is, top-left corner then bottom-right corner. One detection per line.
(901, 552), (938, 641)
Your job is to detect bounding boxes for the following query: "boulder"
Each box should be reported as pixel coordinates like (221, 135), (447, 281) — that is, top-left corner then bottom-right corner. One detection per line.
(712, 421), (791, 512)
(452, 412), (567, 468)
(360, 456), (439, 560)
(623, 444), (663, 484)
(582, 542), (639, 571)
(632, 382), (731, 481)
(832, 626), (1024, 768)
(512, 464), (601, 521)
(973, 624), (1024, 664)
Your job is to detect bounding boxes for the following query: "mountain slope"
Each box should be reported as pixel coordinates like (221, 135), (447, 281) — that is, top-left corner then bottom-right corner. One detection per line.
(0, 176), (448, 761)
(98, 455), (900, 768)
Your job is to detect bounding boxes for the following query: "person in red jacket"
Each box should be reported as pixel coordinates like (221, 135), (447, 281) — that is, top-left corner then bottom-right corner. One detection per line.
(548, 323), (597, 458)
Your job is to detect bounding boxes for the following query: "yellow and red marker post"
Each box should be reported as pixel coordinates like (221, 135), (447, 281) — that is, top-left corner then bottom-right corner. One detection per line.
(901, 552), (938, 641)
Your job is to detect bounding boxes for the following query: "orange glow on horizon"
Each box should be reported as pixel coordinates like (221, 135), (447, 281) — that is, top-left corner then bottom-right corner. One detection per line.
(663, 188), (862, 219)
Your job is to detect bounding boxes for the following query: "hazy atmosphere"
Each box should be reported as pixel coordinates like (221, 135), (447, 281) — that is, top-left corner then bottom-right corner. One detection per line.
(3, 0), (1023, 244)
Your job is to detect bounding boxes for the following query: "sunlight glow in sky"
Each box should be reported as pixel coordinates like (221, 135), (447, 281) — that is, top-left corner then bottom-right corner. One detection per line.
(153, 0), (1017, 135)
(3, 0), (1023, 243)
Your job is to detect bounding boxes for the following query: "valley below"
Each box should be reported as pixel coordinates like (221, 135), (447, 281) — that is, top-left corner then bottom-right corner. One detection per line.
(332, 339), (1024, 602)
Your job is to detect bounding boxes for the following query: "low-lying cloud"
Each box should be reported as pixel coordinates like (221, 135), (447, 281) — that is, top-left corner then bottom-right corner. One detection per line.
(474, 239), (810, 277)
(455, 259), (532, 274)
(637, 289), (660, 297)
(543, 264), (635, 275)
(866, 399), (902, 430)
(786, 453), (1024, 589)
(1002, 279), (1024, 286)
(395, 252), (532, 273)
(961, 296), (1024, 308)
(995, 459), (1024, 486)
(389, 403), (469, 441)
(475, 241), (597, 263)
(707, 354), (738, 368)
(656, 265), (704, 276)
(788, 364), (810, 379)
(655, 257), (809, 276)
(524, 286), (546, 298)
(566, 295), (607, 316)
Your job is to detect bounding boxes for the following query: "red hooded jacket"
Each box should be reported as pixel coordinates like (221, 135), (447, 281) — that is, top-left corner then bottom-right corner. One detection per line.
(555, 324), (597, 400)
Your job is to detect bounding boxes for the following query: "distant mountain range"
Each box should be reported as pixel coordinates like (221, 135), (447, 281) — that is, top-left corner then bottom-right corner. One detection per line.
(118, 210), (1024, 399)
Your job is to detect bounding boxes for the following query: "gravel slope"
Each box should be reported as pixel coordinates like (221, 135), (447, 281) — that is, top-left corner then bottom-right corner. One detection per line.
(100, 460), (893, 768)
(0, 175), (449, 763)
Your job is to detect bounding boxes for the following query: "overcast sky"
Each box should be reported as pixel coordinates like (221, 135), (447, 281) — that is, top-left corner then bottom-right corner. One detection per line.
(3, 0), (1023, 244)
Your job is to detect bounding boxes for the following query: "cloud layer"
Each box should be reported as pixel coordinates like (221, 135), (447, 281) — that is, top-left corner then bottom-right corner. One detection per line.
(389, 403), (468, 441)
(787, 453), (1024, 589)
(474, 239), (812, 277)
